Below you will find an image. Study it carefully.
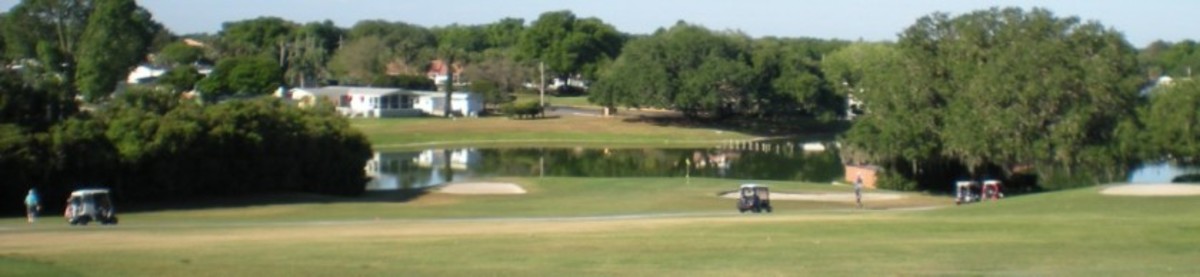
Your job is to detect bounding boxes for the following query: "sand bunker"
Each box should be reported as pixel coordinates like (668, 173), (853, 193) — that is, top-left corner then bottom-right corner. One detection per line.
(720, 191), (905, 202)
(438, 182), (527, 195)
(1100, 184), (1200, 196)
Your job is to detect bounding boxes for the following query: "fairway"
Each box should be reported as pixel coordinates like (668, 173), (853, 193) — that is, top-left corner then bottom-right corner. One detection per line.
(3, 178), (1200, 276)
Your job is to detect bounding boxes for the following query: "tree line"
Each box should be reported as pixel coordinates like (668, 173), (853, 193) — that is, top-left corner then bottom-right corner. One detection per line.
(0, 0), (370, 212)
(838, 7), (1200, 192)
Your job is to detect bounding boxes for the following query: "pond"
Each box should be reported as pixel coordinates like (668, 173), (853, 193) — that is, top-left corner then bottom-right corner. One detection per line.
(365, 141), (843, 190)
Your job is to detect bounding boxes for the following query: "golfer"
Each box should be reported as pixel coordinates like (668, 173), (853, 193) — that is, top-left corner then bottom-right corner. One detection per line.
(25, 188), (40, 223)
(854, 174), (864, 209)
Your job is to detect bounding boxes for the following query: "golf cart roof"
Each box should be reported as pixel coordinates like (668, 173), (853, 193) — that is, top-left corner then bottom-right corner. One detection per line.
(955, 181), (978, 187)
(740, 184), (767, 189)
(70, 189), (111, 196)
(983, 180), (1001, 185)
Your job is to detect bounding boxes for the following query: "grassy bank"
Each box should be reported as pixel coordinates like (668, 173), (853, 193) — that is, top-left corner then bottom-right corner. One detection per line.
(353, 116), (758, 150)
(2, 178), (1198, 276)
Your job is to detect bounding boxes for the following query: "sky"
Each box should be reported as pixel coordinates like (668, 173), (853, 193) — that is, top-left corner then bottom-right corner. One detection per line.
(2, 0), (1196, 46)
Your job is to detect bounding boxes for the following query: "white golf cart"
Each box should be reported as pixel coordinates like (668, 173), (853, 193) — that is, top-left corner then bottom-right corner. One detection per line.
(65, 189), (118, 225)
(736, 184), (772, 213)
(955, 180), (979, 205)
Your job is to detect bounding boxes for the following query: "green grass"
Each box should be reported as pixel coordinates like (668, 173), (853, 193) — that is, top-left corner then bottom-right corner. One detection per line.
(515, 94), (597, 108)
(3, 178), (1199, 276)
(352, 116), (757, 150)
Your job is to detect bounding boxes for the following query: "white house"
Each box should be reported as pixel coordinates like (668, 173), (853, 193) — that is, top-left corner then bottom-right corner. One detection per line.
(290, 86), (351, 108)
(126, 64), (167, 84)
(412, 91), (483, 117)
(347, 88), (483, 118)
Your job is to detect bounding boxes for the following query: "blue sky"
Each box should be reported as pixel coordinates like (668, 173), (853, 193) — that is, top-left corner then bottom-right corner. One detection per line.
(2, 0), (1196, 46)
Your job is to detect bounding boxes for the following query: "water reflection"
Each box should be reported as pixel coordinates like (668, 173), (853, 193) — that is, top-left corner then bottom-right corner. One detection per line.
(1128, 161), (1200, 183)
(365, 141), (843, 191)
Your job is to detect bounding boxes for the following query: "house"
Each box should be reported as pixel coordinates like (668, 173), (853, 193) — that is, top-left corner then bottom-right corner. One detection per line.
(411, 91), (483, 117)
(126, 64), (167, 84)
(426, 59), (464, 86)
(323, 86), (482, 118)
(290, 86), (351, 108)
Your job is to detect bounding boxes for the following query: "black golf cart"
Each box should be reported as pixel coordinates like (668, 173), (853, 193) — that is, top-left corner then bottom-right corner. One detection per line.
(65, 189), (118, 225)
(736, 184), (772, 213)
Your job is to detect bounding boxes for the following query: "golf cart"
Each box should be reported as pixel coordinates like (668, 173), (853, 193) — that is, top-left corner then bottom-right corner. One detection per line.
(982, 179), (1003, 201)
(955, 180), (979, 205)
(65, 189), (118, 225)
(736, 184), (772, 213)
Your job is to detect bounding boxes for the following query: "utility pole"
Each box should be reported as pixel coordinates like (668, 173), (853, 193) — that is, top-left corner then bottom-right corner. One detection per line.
(539, 61), (545, 108)
(443, 55), (454, 118)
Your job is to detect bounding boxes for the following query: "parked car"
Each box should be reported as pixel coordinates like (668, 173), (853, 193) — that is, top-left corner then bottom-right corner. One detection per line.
(65, 189), (118, 225)
(736, 184), (772, 213)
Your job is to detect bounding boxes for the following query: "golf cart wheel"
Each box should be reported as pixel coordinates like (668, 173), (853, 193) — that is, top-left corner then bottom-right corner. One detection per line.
(765, 207), (773, 213)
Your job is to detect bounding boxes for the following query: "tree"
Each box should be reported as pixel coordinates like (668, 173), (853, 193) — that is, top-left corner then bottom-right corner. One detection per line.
(469, 79), (506, 111)
(329, 36), (388, 85)
(216, 17), (297, 59)
(75, 0), (158, 102)
(196, 56), (282, 100)
(843, 7), (1142, 190)
(517, 10), (624, 83)
(821, 42), (903, 117)
(156, 41), (206, 66)
(283, 21), (343, 88)
(1143, 80), (1200, 159)
(590, 22), (754, 118)
(749, 38), (844, 117)
(463, 50), (531, 95)
(3, 0), (95, 120)
(483, 18), (524, 49)
(157, 65), (202, 93)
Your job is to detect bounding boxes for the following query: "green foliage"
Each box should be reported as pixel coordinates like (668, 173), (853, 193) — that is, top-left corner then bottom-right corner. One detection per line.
(518, 10), (625, 81)
(875, 171), (918, 191)
(501, 100), (544, 119)
(196, 56), (282, 100)
(216, 17), (298, 58)
(1138, 40), (1200, 80)
(75, 0), (157, 102)
(369, 74), (435, 90)
(590, 22), (754, 118)
(844, 7), (1143, 190)
(470, 79), (511, 109)
(158, 65), (202, 93)
(1142, 80), (1200, 159)
(156, 41), (206, 66)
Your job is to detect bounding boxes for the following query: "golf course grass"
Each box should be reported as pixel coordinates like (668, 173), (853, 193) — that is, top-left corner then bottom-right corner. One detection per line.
(3, 177), (1199, 276)
(353, 115), (758, 150)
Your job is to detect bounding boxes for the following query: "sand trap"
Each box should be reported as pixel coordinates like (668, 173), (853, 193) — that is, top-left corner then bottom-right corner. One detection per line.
(1100, 184), (1200, 196)
(438, 182), (527, 195)
(720, 191), (905, 202)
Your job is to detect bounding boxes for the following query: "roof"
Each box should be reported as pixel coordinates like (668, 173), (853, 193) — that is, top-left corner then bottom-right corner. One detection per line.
(293, 86), (351, 97)
(347, 87), (404, 97)
(70, 189), (111, 196)
(740, 184), (767, 188)
(411, 91), (477, 99)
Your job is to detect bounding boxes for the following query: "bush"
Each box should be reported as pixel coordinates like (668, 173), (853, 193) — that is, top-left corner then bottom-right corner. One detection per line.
(875, 171), (918, 191)
(501, 100), (543, 119)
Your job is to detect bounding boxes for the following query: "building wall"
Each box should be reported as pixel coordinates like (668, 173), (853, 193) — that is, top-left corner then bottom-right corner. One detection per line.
(844, 165), (879, 189)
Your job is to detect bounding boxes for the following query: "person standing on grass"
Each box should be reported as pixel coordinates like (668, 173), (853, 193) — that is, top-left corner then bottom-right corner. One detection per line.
(25, 188), (40, 223)
(854, 173), (864, 209)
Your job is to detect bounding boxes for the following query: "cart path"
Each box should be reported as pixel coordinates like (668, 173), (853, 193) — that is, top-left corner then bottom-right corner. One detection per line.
(0, 205), (949, 232)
